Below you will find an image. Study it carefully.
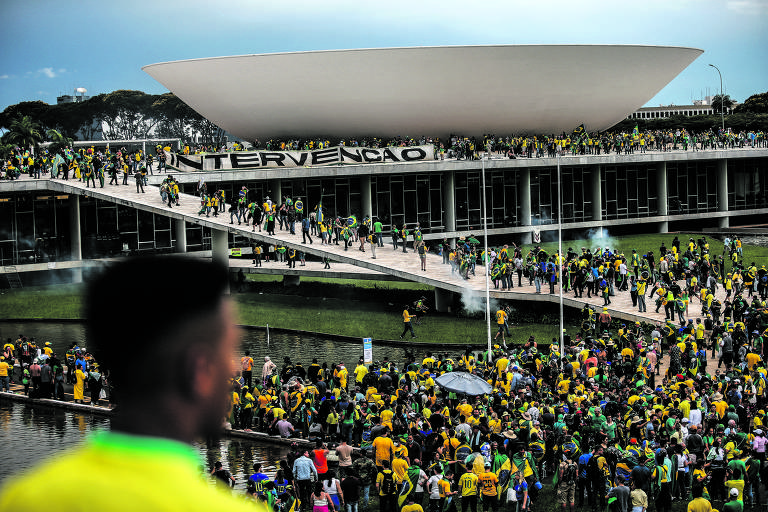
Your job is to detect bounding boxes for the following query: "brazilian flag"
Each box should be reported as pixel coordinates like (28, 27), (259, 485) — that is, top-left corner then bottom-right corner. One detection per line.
(572, 123), (585, 139)
(294, 199), (304, 214)
(632, 125), (640, 138)
(398, 465), (422, 507)
(316, 202), (324, 223)
(511, 451), (537, 480)
(492, 453), (512, 499)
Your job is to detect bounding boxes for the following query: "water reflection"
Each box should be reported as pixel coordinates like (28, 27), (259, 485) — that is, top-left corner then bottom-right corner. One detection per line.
(0, 400), (291, 487)
(0, 320), (421, 486)
(0, 321), (414, 371)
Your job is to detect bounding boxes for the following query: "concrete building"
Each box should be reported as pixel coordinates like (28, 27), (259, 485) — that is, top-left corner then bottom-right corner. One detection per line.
(627, 96), (737, 120)
(142, 45), (703, 141)
(1, 149), (766, 272)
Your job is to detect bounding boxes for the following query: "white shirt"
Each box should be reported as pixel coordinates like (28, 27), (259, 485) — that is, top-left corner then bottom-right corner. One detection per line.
(427, 475), (442, 499)
(688, 409), (702, 426)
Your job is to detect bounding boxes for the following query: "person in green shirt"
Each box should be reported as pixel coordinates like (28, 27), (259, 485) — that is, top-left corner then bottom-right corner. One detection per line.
(723, 487), (743, 512)
(373, 218), (384, 247)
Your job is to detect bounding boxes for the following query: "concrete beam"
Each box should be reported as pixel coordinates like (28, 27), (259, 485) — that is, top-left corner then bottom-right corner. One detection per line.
(592, 165), (603, 221)
(69, 195), (82, 283)
(361, 175), (372, 220)
(656, 161), (668, 216)
(718, 159), (729, 228)
(174, 218), (187, 253)
(211, 228), (229, 293)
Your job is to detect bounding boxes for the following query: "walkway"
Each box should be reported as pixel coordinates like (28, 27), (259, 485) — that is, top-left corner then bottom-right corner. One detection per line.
(16, 177), (741, 327)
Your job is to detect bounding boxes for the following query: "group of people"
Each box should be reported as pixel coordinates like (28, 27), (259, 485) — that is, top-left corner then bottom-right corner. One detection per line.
(3, 125), (765, 181)
(2, 239), (768, 512)
(1, 144), (169, 183)
(1, 334), (107, 405)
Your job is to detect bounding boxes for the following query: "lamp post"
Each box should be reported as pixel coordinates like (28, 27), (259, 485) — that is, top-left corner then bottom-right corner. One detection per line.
(708, 63), (725, 132)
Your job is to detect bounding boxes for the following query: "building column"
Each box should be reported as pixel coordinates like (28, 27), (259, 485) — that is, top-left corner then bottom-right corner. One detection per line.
(717, 159), (730, 228)
(519, 168), (532, 244)
(442, 171), (456, 246)
(211, 228), (229, 294)
(434, 288), (453, 313)
(361, 175), (372, 220)
(69, 195), (82, 283)
(592, 165), (603, 221)
(174, 218), (187, 253)
(656, 161), (668, 233)
(269, 179), (282, 204)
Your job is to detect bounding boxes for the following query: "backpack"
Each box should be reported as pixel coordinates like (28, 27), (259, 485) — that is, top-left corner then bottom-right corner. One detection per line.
(587, 454), (601, 481)
(380, 470), (397, 495)
(562, 461), (577, 484)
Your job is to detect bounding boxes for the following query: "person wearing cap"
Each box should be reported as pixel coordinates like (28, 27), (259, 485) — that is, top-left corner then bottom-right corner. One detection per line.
(752, 429), (767, 462)
(724, 486), (743, 511)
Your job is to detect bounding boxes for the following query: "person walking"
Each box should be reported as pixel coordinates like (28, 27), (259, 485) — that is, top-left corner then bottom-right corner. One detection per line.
(302, 216), (313, 244)
(400, 306), (417, 339)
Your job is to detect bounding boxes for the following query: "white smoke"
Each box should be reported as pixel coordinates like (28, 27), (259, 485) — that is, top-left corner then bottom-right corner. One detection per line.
(460, 285), (503, 317)
(585, 228), (621, 255)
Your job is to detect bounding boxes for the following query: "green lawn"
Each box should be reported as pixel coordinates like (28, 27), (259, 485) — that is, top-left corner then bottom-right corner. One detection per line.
(533, 232), (768, 262)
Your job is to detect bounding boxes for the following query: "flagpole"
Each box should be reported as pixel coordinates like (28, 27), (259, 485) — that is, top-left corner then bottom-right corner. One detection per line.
(557, 154), (565, 362)
(482, 153), (492, 364)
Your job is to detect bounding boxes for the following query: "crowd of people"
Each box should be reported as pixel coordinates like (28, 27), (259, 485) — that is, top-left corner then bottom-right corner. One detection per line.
(213, 235), (768, 512)
(2, 127), (766, 180)
(2, 232), (768, 512)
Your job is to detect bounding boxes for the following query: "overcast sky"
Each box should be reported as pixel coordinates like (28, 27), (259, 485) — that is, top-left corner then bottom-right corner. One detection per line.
(1, 0), (765, 112)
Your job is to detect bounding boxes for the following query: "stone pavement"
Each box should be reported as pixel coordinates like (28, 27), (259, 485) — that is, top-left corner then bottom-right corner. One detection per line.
(18, 176), (761, 328)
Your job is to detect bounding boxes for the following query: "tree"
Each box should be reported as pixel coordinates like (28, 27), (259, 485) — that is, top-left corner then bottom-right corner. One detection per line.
(734, 91), (768, 114)
(152, 93), (198, 140)
(4, 115), (44, 153)
(46, 128), (73, 154)
(711, 94), (735, 115)
(96, 90), (159, 140)
(0, 101), (51, 132)
(50, 99), (102, 140)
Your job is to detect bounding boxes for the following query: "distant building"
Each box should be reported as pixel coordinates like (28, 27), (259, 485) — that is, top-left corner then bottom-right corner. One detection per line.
(56, 94), (92, 104)
(628, 96), (737, 120)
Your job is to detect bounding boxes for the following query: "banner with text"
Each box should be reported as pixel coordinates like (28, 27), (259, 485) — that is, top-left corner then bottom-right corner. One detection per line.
(168, 145), (435, 172)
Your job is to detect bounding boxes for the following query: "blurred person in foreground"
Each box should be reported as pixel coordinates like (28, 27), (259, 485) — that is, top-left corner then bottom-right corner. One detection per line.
(0, 256), (262, 512)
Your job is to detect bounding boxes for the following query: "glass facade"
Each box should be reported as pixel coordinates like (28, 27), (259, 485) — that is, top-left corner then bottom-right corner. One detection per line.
(602, 164), (658, 219)
(729, 158), (768, 211)
(0, 194), (71, 266)
(455, 169), (519, 230)
(666, 161), (718, 215)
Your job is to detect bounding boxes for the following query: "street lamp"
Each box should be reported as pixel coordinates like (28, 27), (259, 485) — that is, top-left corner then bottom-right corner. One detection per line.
(709, 63), (725, 132)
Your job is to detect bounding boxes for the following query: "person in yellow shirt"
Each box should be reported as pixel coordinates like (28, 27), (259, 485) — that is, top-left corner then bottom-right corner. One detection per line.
(73, 363), (87, 403)
(493, 308), (508, 343)
(0, 256), (262, 512)
(458, 462), (480, 512)
(478, 462), (499, 512)
(0, 356), (10, 392)
(400, 306), (417, 339)
(372, 430), (395, 470)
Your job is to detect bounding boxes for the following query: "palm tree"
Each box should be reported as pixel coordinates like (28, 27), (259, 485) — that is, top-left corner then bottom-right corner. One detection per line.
(5, 115), (44, 153)
(46, 128), (73, 155)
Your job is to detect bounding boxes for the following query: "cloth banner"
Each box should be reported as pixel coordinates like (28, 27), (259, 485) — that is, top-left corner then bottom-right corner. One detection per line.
(169, 145), (435, 172)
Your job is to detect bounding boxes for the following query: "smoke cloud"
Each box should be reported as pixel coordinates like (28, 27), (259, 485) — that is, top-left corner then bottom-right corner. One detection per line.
(584, 227), (621, 254)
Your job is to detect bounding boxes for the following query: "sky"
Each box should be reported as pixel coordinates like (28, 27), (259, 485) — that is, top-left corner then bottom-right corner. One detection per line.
(1, 0), (766, 113)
